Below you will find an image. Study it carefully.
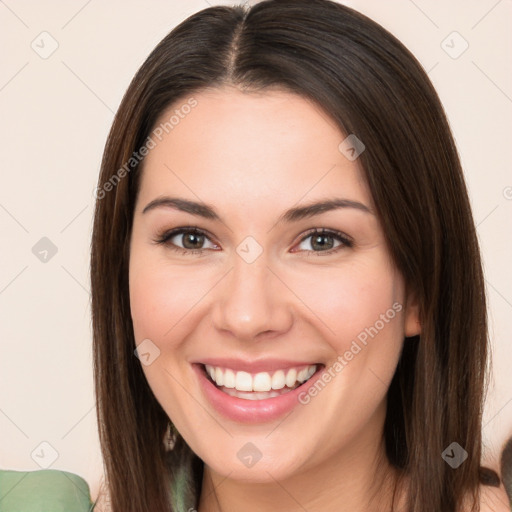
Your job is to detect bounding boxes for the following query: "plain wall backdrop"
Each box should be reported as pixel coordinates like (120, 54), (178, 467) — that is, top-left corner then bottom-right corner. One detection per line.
(1, 0), (511, 502)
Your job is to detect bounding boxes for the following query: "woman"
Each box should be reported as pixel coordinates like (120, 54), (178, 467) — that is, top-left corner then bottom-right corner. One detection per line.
(90, 0), (509, 510)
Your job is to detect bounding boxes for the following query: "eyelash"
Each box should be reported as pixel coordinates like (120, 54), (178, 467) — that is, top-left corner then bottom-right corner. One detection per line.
(153, 226), (353, 257)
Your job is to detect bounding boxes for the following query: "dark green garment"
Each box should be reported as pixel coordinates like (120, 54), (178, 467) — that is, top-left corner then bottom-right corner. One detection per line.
(0, 469), (95, 511)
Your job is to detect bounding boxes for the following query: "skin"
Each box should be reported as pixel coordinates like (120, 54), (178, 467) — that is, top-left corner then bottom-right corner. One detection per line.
(128, 85), (422, 511)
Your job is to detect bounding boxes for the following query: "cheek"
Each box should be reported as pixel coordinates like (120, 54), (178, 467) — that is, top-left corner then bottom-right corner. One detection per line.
(286, 258), (404, 351)
(129, 254), (215, 349)
(129, 264), (167, 344)
(128, 256), (209, 421)
(129, 250), (405, 354)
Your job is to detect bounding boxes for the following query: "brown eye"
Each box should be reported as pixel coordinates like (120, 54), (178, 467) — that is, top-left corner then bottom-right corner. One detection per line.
(177, 231), (205, 249)
(154, 227), (218, 254)
(294, 229), (353, 255)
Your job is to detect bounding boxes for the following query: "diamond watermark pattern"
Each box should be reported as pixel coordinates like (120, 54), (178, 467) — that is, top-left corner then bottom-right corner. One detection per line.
(31, 441), (59, 469)
(338, 134), (365, 161)
(236, 236), (263, 264)
(134, 338), (161, 366)
(237, 442), (262, 468)
(32, 237), (58, 263)
(31, 31), (59, 59)
(441, 442), (468, 468)
(441, 31), (469, 59)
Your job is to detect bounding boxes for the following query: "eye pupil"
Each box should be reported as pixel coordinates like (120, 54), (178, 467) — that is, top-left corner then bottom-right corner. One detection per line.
(183, 233), (204, 249)
(311, 234), (334, 251)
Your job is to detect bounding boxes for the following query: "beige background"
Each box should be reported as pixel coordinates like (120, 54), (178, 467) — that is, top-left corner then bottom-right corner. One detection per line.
(1, 0), (511, 501)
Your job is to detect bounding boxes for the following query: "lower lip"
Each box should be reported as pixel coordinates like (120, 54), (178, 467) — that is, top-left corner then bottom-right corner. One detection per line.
(193, 363), (324, 423)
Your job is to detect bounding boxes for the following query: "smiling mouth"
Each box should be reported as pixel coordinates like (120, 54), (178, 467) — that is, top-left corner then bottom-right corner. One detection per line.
(200, 363), (324, 401)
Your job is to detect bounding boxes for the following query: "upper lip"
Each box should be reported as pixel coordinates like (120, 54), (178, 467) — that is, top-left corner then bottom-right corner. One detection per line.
(194, 358), (322, 374)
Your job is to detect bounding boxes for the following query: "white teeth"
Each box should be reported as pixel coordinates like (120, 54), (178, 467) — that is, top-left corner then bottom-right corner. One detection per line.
(253, 372), (272, 391)
(235, 371), (252, 392)
(271, 370), (285, 390)
(297, 367), (309, 382)
(285, 369), (297, 388)
(215, 367), (224, 387)
(204, 364), (318, 392)
(223, 369), (236, 388)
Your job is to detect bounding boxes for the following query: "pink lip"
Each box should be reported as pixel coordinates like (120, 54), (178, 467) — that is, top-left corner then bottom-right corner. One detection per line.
(194, 357), (319, 374)
(192, 363), (325, 423)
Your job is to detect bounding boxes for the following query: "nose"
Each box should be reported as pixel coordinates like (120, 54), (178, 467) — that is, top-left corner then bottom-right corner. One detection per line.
(211, 252), (294, 342)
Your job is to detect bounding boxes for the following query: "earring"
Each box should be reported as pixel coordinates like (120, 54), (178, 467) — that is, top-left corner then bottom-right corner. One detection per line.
(164, 421), (177, 451)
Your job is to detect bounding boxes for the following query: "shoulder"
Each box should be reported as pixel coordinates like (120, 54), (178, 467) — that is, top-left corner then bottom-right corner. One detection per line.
(0, 469), (94, 511)
(465, 482), (511, 512)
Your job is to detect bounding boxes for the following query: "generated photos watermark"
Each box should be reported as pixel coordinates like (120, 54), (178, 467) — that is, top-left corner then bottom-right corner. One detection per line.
(94, 97), (198, 200)
(298, 301), (403, 405)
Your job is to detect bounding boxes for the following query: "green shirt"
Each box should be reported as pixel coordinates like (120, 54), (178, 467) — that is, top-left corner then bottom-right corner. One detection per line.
(0, 468), (192, 511)
(0, 469), (95, 511)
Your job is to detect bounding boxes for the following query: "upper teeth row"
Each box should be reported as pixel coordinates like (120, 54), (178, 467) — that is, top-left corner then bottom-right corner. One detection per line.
(205, 364), (317, 392)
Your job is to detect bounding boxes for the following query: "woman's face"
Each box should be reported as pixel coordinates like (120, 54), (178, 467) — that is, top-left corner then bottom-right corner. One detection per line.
(129, 86), (420, 482)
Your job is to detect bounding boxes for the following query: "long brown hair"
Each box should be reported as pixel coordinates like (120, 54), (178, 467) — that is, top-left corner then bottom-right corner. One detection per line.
(90, 1), (500, 510)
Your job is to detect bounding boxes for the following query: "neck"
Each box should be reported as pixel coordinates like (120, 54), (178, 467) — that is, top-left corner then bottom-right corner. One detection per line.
(197, 403), (405, 512)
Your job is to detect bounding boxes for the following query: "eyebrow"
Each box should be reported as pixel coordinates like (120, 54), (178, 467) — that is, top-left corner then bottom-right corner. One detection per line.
(141, 196), (373, 223)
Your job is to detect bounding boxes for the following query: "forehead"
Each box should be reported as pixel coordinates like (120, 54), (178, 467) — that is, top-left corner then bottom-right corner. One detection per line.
(137, 86), (372, 214)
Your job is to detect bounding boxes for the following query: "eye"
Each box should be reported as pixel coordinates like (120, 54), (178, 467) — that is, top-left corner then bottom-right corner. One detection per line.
(293, 228), (353, 255)
(153, 227), (353, 256)
(153, 227), (218, 255)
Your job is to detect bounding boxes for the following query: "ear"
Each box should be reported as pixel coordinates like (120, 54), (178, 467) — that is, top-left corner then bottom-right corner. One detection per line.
(404, 290), (421, 338)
